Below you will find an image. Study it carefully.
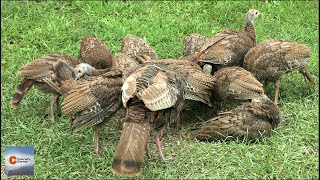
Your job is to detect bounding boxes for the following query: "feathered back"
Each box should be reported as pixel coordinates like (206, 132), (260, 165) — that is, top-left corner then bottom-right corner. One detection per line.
(121, 35), (158, 62)
(213, 66), (266, 101)
(61, 76), (123, 132)
(143, 59), (216, 106)
(122, 64), (186, 111)
(182, 33), (208, 56)
(196, 9), (260, 67)
(19, 53), (78, 81)
(243, 39), (311, 82)
(189, 101), (280, 141)
(80, 35), (113, 69)
(197, 29), (255, 67)
(112, 53), (139, 73)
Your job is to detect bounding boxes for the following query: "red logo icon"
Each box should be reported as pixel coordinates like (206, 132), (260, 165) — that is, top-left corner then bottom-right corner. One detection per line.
(9, 156), (16, 165)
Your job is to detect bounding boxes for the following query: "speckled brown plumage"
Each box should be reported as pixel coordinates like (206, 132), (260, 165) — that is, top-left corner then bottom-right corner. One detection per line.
(112, 64), (186, 176)
(74, 52), (140, 80)
(44, 53), (139, 155)
(195, 9), (260, 73)
(11, 53), (79, 121)
(143, 59), (216, 107)
(189, 101), (280, 141)
(80, 35), (113, 69)
(112, 53), (140, 76)
(212, 66), (267, 102)
(121, 35), (158, 63)
(243, 39), (315, 104)
(182, 33), (208, 56)
(63, 76), (123, 156)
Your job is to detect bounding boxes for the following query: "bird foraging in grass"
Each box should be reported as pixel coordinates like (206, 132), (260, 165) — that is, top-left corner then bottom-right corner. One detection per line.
(112, 63), (186, 176)
(44, 53), (139, 155)
(243, 39), (315, 104)
(11, 53), (79, 122)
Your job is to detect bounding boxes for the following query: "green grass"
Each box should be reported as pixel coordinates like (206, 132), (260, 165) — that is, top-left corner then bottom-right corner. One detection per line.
(1, 1), (318, 179)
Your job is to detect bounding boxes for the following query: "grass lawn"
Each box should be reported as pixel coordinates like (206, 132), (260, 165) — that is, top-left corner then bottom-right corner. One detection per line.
(1, 1), (318, 179)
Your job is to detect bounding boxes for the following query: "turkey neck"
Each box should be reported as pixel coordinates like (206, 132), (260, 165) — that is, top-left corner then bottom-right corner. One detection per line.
(244, 19), (256, 44)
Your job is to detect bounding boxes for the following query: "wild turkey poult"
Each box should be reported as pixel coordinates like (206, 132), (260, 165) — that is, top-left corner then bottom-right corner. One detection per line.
(182, 33), (208, 57)
(79, 35), (113, 69)
(212, 66), (268, 102)
(121, 34), (158, 63)
(179, 33), (208, 66)
(194, 9), (260, 74)
(44, 53), (139, 155)
(189, 100), (280, 141)
(243, 39), (315, 104)
(112, 63), (186, 176)
(143, 59), (216, 109)
(11, 53), (79, 121)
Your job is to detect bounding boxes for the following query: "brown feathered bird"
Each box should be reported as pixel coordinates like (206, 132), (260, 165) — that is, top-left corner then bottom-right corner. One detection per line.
(182, 33), (208, 57)
(189, 100), (280, 141)
(178, 33), (210, 73)
(194, 9), (260, 74)
(212, 66), (268, 102)
(112, 63), (186, 176)
(121, 34), (158, 63)
(143, 59), (216, 108)
(11, 53), (79, 121)
(44, 53), (139, 155)
(79, 35), (113, 69)
(243, 39), (315, 104)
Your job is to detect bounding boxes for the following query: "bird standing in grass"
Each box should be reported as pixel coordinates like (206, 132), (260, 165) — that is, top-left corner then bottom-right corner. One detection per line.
(44, 53), (139, 155)
(11, 53), (79, 122)
(112, 63), (186, 176)
(243, 39), (315, 104)
(194, 9), (261, 74)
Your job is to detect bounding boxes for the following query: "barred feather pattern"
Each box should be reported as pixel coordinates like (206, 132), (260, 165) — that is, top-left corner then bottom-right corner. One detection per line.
(79, 35), (113, 69)
(243, 39), (312, 82)
(113, 64), (187, 176)
(121, 35), (158, 62)
(213, 66), (266, 101)
(196, 9), (260, 68)
(12, 53), (78, 109)
(189, 101), (280, 141)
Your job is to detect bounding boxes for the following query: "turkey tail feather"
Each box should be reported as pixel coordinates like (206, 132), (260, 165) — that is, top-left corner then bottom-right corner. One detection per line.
(112, 122), (150, 176)
(11, 79), (35, 109)
(112, 103), (150, 176)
